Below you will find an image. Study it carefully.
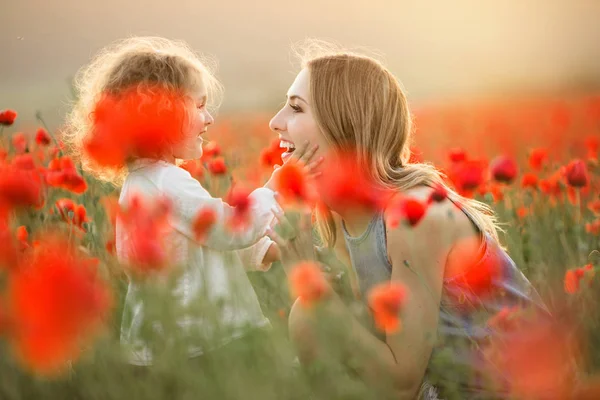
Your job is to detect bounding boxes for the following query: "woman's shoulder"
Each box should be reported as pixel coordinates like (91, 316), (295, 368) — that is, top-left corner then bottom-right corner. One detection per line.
(384, 185), (477, 253)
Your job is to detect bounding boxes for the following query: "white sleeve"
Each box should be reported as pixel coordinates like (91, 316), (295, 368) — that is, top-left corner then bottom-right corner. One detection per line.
(163, 167), (277, 251)
(236, 237), (275, 272)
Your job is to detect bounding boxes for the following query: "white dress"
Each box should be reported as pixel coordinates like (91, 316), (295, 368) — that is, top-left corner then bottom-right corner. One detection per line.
(116, 159), (276, 366)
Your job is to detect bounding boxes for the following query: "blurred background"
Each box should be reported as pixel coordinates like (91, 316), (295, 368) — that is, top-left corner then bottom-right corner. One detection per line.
(2, 0), (600, 132)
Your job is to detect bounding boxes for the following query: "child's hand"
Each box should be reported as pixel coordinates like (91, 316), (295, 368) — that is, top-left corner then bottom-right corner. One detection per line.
(264, 140), (323, 192)
(266, 207), (316, 271)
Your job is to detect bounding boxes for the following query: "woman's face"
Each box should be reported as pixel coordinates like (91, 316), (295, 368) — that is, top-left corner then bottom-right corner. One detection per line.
(269, 68), (330, 165)
(173, 80), (214, 160)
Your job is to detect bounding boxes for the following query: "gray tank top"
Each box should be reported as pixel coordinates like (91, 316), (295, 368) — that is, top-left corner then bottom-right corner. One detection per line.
(342, 203), (548, 399)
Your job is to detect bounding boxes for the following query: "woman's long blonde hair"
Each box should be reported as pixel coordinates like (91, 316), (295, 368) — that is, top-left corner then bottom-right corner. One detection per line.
(294, 39), (500, 247)
(63, 36), (223, 184)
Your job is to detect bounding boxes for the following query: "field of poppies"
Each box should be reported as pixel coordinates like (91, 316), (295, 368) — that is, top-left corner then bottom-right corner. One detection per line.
(0, 92), (599, 399)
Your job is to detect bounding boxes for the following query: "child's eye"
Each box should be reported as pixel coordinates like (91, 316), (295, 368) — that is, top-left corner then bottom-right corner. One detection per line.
(289, 104), (302, 113)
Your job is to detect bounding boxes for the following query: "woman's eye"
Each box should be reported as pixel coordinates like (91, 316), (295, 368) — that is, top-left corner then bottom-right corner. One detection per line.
(289, 104), (302, 113)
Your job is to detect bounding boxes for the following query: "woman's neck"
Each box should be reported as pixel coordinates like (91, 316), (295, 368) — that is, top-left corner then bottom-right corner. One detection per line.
(336, 207), (378, 237)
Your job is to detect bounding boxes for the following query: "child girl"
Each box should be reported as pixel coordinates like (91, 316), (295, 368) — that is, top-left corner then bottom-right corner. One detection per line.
(63, 36), (320, 367)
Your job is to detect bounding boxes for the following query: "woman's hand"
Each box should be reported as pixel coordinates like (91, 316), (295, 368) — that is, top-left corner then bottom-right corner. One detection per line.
(264, 140), (323, 192)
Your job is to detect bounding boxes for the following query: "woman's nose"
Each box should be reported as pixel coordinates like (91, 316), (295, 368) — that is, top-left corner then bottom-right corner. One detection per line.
(269, 110), (285, 133)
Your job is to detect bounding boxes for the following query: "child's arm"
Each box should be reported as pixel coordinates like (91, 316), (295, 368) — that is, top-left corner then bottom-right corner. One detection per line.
(164, 167), (277, 251)
(236, 237), (280, 271)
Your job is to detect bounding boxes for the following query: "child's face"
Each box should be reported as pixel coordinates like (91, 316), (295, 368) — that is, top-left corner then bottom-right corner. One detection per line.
(172, 80), (214, 160)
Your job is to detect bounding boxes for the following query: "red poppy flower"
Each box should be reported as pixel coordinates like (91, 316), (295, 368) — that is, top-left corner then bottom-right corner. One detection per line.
(35, 128), (52, 146)
(0, 109), (17, 126)
(260, 138), (284, 169)
(201, 141), (221, 160)
(516, 206), (529, 220)
(448, 159), (487, 194)
(192, 208), (217, 242)
(586, 219), (600, 235)
(85, 85), (188, 168)
(444, 236), (502, 301)
(316, 150), (390, 214)
(428, 183), (448, 204)
(273, 161), (318, 208)
(484, 318), (578, 400)
(224, 186), (253, 231)
(367, 282), (407, 334)
(12, 133), (27, 154)
(521, 173), (538, 189)
(563, 159), (589, 188)
(584, 135), (599, 160)
(528, 148), (548, 171)
(490, 155), (518, 184)
(207, 157), (227, 175)
(386, 196), (428, 228)
(588, 199), (600, 215)
(12, 154), (37, 171)
(289, 261), (329, 307)
(7, 237), (112, 376)
(55, 199), (88, 231)
(118, 194), (173, 273)
(0, 165), (45, 210)
(448, 148), (467, 163)
(45, 156), (87, 194)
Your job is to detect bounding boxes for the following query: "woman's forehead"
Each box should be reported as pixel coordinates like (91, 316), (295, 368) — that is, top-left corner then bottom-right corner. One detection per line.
(287, 68), (310, 99)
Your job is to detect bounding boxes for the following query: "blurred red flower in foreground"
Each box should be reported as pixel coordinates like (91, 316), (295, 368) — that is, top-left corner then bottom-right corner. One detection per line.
(192, 208), (217, 242)
(444, 236), (502, 301)
(0, 109), (17, 126)
(260, 138), (284, 169)
(45, 156), (88, 194)
(367, 282), (407, 334)
(490, 155), (518, 184)
(224, 186), (253, 231)
(273, 161), (318, 208)
(563, 159), (589, 188)
(118, 194), (173, 274)
(484, 316), (578, 400)
(316, 150), (389, 214)
(6, 237), (112, 376)
(0, 164), (44, 210)
(289, 261), (329, 307)
(84, 85), (188, 168)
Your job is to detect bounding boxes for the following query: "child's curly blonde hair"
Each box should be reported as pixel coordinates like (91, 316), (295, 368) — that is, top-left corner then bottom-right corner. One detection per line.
(63, 36), (223, 185)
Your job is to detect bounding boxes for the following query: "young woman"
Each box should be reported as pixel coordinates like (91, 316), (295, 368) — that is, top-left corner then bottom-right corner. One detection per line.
(267, 41), (548, 400)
